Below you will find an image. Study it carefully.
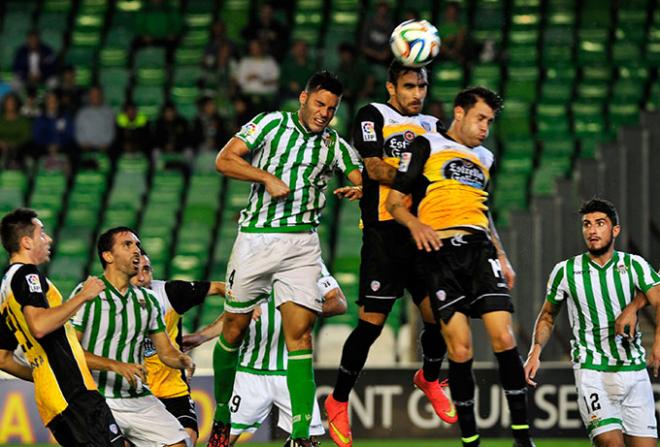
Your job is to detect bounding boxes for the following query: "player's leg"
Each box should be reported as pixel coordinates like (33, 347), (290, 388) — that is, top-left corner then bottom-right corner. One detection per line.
(228, 372), (276, 446)
(280, 301), (319, 441)
(160, 395), (199, 446)
(440, 312), (480, 446)
(621, 369), (657, 447)
(273, 374), (325, 443)
(575, 369), (625, 447)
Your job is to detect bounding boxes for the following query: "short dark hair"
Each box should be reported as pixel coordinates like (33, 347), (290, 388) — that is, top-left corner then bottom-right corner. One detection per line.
(304, 70), (343, 97)
(454, 86), (504, 115)
(387, 60), (427, 85)
(1, 208), (38, 254)
(579, 198), (619, 226)
(97, 226), (139, 268)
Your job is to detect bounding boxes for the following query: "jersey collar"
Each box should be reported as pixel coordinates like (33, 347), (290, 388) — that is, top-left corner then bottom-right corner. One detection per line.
(585, 251), (618, 271)
(102, 276), (134, 300)
(291, 111), (313, 135)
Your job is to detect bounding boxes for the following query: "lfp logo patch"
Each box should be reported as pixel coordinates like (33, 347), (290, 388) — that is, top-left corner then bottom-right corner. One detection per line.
(361, 121), (377, 142)
(25, 274), (42, 293)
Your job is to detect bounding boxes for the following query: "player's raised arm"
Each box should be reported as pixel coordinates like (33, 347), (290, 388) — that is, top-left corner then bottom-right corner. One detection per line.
(216, 136), (290, 199)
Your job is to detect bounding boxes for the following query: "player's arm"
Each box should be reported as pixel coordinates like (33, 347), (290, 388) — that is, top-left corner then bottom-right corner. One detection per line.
(363, 157), (397, 185)
(488, 213), (516, 289)
(216, 137), (289, 199)
(614, 291), (649, 339)
(181, 313), (224, 352)
(0, 349), (33, 381)
(524, 300), (564, 387)
(164, 280), (224, 315)
(150, 331), (195, 377)
(386, 137), (440, 252)
(641, 283), (660, 377)
(321, 287), (348, 317)
(75, 329), (147, 388)
(18, 270), (105, 339)
(353, 105), (397, 185)
(334, 168), (363, 201)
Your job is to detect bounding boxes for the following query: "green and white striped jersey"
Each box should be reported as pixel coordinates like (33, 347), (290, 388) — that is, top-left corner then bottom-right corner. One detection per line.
(237, 262), (336, 375)
(235, 111), (361, 232)
(546, 251), (660, 372)
(72, 278), (166, 398)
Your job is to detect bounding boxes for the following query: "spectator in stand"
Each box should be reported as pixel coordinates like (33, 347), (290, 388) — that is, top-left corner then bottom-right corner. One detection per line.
(56, 66), (85, 115)
(0, 93), (32, 168)
(20, 87), (41, 119)
(235, 39), (280, 113)
(336, 43), (375, 107)
(116, 101), (150, 154)
(191, 96), (225, 153)
(203, 41), (238, 98)
(280, 39), (315, 101)
(33, 91), (75, 167)
(12, 30), (58, 90)
(438, 2), (467, 63)
(241, 2), (288, 59)
(359, 1), (394, 65)
(152, 102), (190, 154)
(204, 20), (235, 67)
(133, 0), (183, 60)
(74, 86), (116, 152)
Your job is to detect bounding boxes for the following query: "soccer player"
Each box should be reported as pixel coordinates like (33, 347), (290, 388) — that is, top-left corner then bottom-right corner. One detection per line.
(208, 70), (362, 447)
(386, 87), (534, 447)
(131, 252), (226, 445)
(325, 60), (455, 447)
(524, 198), (660, 447)
(184, 260), (346, 446)
(72, 226), (195, 447)
(0, 208), (124, 446)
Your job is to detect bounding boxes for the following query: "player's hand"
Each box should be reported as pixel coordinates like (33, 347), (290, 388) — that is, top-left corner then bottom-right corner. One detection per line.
(333, 185), (362, 201)
(181, 333), (208, 352)
(614, 307), (637, 339)
(498, 254), (516, 290)
(264, 175), (290, 200)
(111, 361), (147, 388)
(649, 341), (660, 378)
(179, 353), (196, 380)
(78, 276), (106, 301)
(523, 353), (540, 387)
(251, 306), (263, 321)
(408, 220), (441, 252)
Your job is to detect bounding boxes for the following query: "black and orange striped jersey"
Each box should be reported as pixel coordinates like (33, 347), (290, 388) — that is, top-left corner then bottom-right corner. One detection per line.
(353, 103), (443, 226)
(0, 263), (97, 425)
(392, 132), (494, 232)
(144, 279), (210, 399)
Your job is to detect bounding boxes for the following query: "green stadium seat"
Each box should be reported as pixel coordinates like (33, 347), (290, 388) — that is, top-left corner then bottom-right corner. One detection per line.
(536, 103), (570, 138)
(577, 28), (610, 65)
(539, 80), (573, 104)
(612, 42), (642, 65)
(65, 47), (97, 69)
(105, 26), (135, 48)
(174, 47), (204, 66)
(43, 0), (73, 13)
(221, 0), (250, 41)
(575, 80), (608, 103)
(582, 65), (612, 82)
(136, 67), (167, 86)
(608, 103), (639, 133)
(611, 80), (643, 104)
(541, 139), (575, 161)
(100, 47), (129, 68)
(470, 1), (505, 44)
(135, 48), (166, 69)
(531, 162), (570, 196)
(498, 101), (532, 141)
(470, 64), (501, 90)
(572, 102), (606, 138)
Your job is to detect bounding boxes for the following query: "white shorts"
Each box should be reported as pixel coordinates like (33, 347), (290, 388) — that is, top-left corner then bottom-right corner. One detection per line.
(575, 368), (658, 440)
(229, 371), (324, 436)
(106, 395), (191, 447)
(225, 231), (323, 313)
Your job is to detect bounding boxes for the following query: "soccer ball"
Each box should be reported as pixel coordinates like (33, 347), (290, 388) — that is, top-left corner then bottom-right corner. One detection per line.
(390, 19), (441, 67)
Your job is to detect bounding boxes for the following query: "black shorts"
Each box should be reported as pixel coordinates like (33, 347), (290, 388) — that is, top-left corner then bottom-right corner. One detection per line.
(160, 395), (198, 434)
(416, 233), (514, 324)
(358, 224), (427, 314)
(47, 390), (124, 447)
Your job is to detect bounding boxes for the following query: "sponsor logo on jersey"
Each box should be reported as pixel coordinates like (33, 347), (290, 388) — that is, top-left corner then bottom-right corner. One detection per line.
(239, 123), (257, 138)
(421, 121), (432, 132)
(403, 130), (415, 141)
(398, 152), (412, 172)
(143, 338), (157, 357)
(26, 274), (42, 293)
(442, 158), (486, 188)
(361, 121), (377, 142)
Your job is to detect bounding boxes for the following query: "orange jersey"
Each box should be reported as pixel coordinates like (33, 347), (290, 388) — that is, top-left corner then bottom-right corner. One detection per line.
(0, 264), (97, 425)
(143, 279), (210, 399)
(353, 103), (442, 226)
(392, 132), (494, 232)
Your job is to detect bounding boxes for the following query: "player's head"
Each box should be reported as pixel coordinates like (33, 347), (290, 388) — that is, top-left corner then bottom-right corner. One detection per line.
(97, 226), (141, 277)
(386, 60), (428, 115)
(131, 250), (153, 289)
(450, 86), (503, 147)
(299, 70), (343, 133)
(0, 208), (52, 264)
(579, 198), (620, 256)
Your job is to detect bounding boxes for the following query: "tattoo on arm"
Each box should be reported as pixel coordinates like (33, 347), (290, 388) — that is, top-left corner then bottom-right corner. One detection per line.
(533, 302), (562, 348)
(488, 213), (505, 256)
(364, 158), (397, 185)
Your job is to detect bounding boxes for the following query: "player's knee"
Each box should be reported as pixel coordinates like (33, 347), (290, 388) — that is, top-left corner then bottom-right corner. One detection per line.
(593, 432), (624, 447)
(490, 330), (516, 352)
(446, 341), (472, 362)
(223, 313), (250, 343)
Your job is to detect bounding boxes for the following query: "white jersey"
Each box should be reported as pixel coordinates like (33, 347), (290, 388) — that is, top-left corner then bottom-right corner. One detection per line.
(546, 251), (660, 372)
(234, 111), (362, 232)
(237, 262), (338, 374)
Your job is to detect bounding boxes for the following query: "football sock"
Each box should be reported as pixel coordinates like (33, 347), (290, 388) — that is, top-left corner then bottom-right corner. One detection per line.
(332, 319), (383, 402)
(495, 348), (531, 440)
(212, 334), (241, 423)
(448, 358), (479, 445)
(420, 322), (446, 381)
(288, 349), (315, 439)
